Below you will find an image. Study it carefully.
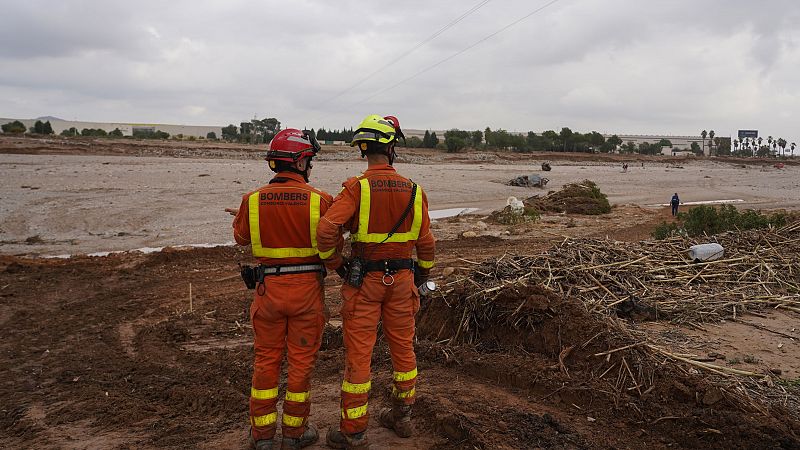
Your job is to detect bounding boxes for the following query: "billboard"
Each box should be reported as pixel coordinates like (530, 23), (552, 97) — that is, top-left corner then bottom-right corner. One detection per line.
(738, 130), (758, 139)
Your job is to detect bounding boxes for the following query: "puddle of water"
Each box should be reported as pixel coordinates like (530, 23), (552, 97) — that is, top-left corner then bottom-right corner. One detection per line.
(429, 207), (479, 220)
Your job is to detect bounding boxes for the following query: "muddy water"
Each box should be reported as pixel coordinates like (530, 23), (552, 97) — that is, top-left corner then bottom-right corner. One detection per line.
(2, 154), (799, 255)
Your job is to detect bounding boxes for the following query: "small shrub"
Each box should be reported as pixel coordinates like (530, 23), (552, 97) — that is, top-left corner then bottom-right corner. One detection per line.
(653, 205), (789, 239)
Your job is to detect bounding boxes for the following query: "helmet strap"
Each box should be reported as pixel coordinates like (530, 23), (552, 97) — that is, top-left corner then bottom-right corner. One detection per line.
(387, 143), (396, 165)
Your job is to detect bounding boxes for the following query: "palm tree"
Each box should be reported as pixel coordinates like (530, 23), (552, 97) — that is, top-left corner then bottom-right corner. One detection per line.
(733, 138), (739, 153)
(768, 136), (773, 148)
(757, 136), (763, 150)
(791, 142), (796, 158)
(701, 130), (708, 154)
(778, 138), (787, 157)
(708, 130), (715, 155)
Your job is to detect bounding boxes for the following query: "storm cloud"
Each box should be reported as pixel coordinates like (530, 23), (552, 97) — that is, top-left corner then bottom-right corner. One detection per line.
(1, 0), (798, 140)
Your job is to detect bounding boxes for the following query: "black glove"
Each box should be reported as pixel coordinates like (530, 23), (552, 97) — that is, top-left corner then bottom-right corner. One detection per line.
(335, 258), (350, 280)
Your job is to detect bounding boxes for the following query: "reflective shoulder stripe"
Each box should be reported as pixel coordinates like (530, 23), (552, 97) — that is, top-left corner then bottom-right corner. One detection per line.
(247, 189), (321, 258)
(341, 402), (368, 420)
(342, 380), (372, 394)
(282, 413), (304, 427)
(393, 367), (418, 382)
(355, 178), (371, 242)
(285, 391), (310, 402)
(251, 386), (279, 400)
(309, 192), (321, 253)
(252, 412), (277, 427)
(352, 181), (424, 244)
(248, 192), (262, 251)
(417, 259), (434, 269)
(392, 387), (416, 399)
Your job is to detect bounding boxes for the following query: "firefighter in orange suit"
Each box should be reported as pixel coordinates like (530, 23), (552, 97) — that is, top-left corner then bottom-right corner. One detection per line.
(317, 115), (435, 449)
(230, 128), (337, 450)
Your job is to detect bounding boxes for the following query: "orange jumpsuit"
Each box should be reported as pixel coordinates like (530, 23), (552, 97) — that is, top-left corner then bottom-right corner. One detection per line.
(316, 163), (436, 435)
(232, 171), (335, 441)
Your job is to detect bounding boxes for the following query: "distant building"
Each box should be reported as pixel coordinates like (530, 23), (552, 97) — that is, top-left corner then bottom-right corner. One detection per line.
(132, 126), (156, 135)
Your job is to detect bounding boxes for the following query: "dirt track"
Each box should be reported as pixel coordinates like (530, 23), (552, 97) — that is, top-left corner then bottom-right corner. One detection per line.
(1, 136), (799, 449)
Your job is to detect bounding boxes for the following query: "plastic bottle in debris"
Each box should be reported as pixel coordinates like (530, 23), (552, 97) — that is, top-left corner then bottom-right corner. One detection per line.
(418, 281), (437, 296)
(506, 196), (525, 215)
(688, 243), (724, 262)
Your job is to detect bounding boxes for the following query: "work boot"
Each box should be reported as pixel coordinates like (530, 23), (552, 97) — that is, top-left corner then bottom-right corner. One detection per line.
(325, 428), (370, 449)
(281, 423), (319, 450)
(379, 404), (413, 438)
(249, 433), (275, 450)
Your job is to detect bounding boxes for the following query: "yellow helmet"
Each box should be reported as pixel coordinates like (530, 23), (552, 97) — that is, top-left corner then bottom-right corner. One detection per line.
(350, 114), (397, 147)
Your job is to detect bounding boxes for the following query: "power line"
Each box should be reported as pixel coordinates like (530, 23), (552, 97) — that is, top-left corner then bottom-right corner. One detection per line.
(344, 0), (566, 110)
(316, 0), (492, 109)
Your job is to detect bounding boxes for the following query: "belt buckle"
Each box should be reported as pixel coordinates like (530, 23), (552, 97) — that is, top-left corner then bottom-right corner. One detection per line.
(382, 273), (395, 286)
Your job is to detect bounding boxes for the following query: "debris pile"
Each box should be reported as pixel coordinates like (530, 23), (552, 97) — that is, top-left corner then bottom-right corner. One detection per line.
(447, 220), (800, 325)
(525, 179), (611, 215)
(507, 173), (549, 187)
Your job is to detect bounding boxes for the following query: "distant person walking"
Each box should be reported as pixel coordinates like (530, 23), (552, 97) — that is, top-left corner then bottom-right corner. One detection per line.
(670, 193), (680, 216)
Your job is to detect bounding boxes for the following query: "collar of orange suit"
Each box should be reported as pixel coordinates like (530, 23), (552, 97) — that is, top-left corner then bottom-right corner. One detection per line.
(363, 162), (396, 174)
(271, 171), (307, 183)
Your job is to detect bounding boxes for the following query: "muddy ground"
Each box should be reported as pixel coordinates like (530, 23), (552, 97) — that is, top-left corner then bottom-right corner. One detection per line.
(1, 136), (799, 449)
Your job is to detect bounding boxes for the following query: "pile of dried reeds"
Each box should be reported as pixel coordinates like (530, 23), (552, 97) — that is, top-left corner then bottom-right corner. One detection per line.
(445, 220), (800, 326)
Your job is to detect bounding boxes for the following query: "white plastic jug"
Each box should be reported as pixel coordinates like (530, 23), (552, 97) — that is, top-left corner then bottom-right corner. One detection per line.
(506, 196), (524, 215)
(688, 243), (724, 262)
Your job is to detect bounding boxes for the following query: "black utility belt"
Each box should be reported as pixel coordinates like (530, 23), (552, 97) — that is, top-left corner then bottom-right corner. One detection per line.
(240, 263), (324, 290)
(363, 259), (414, 273)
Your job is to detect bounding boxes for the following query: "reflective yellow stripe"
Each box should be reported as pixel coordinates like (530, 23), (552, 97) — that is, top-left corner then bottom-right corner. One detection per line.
(341, 402), (368, 419)
(417, 259), (434, 269)
(282, 413), (304, 427)
(342, 380), (372, 394)
(353, 178), (424, 244)
(285, 391), (310, 402)
(251, 386), (279, 400)
(393, 368), (418, 382)
(309, 192), (321, 253)
(248, 191), (321, 258)
(252, 412), (277, 427)
(318, 246), (336, 259)
(392, 387), (416, 399)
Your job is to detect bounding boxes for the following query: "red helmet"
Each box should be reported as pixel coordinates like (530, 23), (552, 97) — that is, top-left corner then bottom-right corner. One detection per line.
(266, 128), (320, 163)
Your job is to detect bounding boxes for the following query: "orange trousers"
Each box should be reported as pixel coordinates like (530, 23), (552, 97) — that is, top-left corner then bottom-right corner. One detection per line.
(249, 272), (326, 440)
(339, 269), (420, 435)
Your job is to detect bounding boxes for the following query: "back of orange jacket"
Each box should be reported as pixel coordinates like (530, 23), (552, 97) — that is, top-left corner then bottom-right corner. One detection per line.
(317, 163), (435, 269)
(233, 172), (334, 266)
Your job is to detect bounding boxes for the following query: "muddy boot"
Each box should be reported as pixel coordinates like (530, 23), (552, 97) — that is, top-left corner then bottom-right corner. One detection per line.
(281, 423), (319, 450)
(325, 428), (370, 449)
(379, 404), (413, 438)
(249, 433), (275, 450)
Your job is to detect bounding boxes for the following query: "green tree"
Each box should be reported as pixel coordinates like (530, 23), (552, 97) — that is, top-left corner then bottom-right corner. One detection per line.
(701, 130), (707, 154)
(1, 120), (26, 134)
(30, 120), (45, 134)
(60, 127), (78, 137)
(42, 121), (54, 134)
(422, 130), (432, 148)
(221, 124), (239, 141)
(109, 128), (124, 137)
(206, 131), (217, 140)
(708, 130), (715, 155)
(777, 138), (787, 157)
(559, 127), (573, 151)
(443, 129), (470, 153)
(471, 130), (483, 148)
(429, 132), (439, 148)
(484, 127), (493, 148)
(406, 136), (423, 148)
(690, 141), (701, 155)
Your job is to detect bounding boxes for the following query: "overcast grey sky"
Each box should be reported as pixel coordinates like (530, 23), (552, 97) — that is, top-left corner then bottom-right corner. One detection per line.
(1, 0), (798, 140)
